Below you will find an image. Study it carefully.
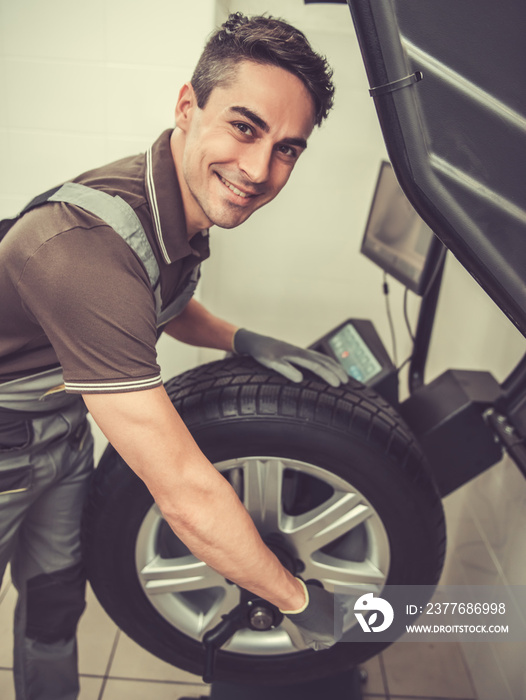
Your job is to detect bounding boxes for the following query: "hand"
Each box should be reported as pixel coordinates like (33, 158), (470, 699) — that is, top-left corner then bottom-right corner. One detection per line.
(281, 579), (343, 651)
(233, 329), (348, 387)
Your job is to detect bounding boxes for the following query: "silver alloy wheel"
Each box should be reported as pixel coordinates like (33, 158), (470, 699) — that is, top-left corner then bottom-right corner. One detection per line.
(135, 456), (391, 655)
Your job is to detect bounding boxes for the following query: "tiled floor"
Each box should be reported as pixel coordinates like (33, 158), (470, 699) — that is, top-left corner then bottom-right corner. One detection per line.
(0, 573), (477, 700)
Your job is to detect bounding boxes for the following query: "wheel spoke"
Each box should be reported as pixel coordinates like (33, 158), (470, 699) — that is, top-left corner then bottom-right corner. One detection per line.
(139, 555), (227, 594)
(285, 491), (371, 556)
(305, 556), (387, 590)
(239, 458), (284, 532)
(196, 585), (241, 639)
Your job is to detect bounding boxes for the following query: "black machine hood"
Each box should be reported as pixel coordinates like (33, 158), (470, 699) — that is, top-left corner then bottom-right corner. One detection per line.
(318, 0), (526, 336)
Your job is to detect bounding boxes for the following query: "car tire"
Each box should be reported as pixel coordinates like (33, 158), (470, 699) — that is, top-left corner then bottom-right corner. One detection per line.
(82, 357), (446, 685)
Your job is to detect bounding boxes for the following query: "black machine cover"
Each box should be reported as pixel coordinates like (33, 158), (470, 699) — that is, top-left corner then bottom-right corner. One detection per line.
(344, 0), (526, 336)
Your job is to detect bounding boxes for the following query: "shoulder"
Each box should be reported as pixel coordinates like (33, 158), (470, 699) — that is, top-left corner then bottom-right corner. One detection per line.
(5, 203), (150, 286)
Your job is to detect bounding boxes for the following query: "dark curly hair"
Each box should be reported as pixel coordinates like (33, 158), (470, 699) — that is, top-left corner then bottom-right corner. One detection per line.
(191, 12), (335, 127)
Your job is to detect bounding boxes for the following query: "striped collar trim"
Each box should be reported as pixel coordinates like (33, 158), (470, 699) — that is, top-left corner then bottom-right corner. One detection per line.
(146, 146), (171, 265)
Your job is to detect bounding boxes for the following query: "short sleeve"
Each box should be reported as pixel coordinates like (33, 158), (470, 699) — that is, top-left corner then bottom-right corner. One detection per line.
(17, 226), (163, 394)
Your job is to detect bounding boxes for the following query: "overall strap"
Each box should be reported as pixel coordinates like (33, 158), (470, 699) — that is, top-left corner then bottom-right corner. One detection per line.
(47, 182), (160, 288)
(3, 181), (199, 326)
(19, 185), (63, 215)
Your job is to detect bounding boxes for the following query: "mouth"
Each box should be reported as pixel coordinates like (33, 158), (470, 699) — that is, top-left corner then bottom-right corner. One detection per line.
(217, 174), (257, 200)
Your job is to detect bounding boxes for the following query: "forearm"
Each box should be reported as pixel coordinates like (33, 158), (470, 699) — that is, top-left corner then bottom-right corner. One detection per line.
(83, 387), (305, 611)
(164, 299), (238, 351)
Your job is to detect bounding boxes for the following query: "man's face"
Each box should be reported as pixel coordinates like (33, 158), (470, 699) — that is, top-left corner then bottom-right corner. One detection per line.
(174, 60), (316, 233)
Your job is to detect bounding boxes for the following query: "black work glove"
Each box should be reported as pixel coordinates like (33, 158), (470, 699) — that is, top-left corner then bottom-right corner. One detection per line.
(281, 579), (343, 651)
(233, 329), (348, 387)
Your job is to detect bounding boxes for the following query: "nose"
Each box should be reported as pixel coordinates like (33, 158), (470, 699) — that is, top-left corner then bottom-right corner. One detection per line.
(238, 141), (272, 184)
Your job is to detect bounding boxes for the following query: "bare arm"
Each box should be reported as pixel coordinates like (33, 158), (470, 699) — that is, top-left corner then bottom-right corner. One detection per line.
(163, 298), (238, 351)
(83, 386), (305, 611)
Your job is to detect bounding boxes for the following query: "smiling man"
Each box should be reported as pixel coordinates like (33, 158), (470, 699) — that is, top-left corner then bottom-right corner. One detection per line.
(174, 60), (315, 232)
(0, 13), (346, 700)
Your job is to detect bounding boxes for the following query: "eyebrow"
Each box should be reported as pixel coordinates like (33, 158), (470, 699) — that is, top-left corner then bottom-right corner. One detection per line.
(229, 106), (308, 150)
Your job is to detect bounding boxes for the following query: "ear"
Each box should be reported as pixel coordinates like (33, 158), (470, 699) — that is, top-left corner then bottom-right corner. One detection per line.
(175, 82), (197, 133)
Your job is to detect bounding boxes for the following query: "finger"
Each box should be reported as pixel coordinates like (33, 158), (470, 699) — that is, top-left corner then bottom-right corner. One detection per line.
(305, 351), (349, 385)
(285, 348), (349, 386)
(259, 357), (304, 383)
(318, 357), (349, 385)
(286, 355), (344, 387)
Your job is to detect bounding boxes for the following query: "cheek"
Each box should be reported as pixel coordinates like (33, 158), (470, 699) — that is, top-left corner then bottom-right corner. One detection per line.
(270, 162), (295, 192)
(190, 126), (238, 163)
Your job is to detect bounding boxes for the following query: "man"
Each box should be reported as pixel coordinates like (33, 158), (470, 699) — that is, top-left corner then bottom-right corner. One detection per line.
(0, 13), (347, 699)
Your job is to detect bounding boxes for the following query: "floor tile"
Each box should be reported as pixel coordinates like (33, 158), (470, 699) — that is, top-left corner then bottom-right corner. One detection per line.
(360, 654), (386, 695)
(78, 585), (120, 676)
(0, 563), (11, 597)
(0, 669), (104, 700)
(382, 640), (476, 698)
(491, 641), (526, 700)
(109, 629), (208, 686)
(0, 668), (14, 700)
(462, 641), (514, 700)
(79, 675), (105, 700)
(100, 678), (209, 700)
(0, 583), (15, 668)
(0, 578), (119, 677)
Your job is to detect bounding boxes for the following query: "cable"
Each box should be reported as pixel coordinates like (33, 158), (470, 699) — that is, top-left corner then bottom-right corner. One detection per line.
(396, 288), (416, 374)
(403, 287), (415, 342)
(396, 352), (413, 374)
(382, 272), (398, 366)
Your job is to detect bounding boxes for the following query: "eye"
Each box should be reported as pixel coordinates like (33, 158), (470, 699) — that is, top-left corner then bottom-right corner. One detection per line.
(276, 144), (298, 159)
(232, 122), (254, 137)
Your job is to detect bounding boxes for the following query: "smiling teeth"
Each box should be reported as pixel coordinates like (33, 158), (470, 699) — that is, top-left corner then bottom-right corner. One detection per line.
(220, 176), (249, 198)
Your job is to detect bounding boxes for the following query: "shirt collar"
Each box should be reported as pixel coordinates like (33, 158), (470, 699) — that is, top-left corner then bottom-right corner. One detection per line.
(145, 129), (209, 265)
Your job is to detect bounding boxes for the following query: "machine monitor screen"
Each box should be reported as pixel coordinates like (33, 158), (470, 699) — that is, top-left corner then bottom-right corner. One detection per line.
(361, 161), (436, 295)
(327, 322), (382, 383)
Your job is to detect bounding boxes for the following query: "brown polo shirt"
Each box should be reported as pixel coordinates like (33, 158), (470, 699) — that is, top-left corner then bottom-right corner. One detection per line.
(0, 130), (209, 394)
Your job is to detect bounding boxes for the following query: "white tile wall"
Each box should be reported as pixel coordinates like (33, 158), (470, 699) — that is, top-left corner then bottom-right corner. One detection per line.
(1, 1), (107, 62)
(4, 59), (107, 133)
(105, 0), (212, 69)
(1, 130), (108, 198)
(104, 64), (185, 136)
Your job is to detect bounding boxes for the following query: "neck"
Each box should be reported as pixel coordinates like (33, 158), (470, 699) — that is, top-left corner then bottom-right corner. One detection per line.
(170, 128), (211, 239)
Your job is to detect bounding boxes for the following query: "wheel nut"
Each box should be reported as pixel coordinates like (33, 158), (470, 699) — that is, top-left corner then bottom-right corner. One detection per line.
(249, 606), (274, 630)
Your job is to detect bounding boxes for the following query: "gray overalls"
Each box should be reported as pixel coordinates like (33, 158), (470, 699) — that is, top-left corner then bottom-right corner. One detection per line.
(0, 183), (199, 700)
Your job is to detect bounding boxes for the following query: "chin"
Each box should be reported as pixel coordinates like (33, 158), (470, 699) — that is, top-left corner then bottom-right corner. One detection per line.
(212, 217), (248, 230)
(207, 206), (254, 230)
